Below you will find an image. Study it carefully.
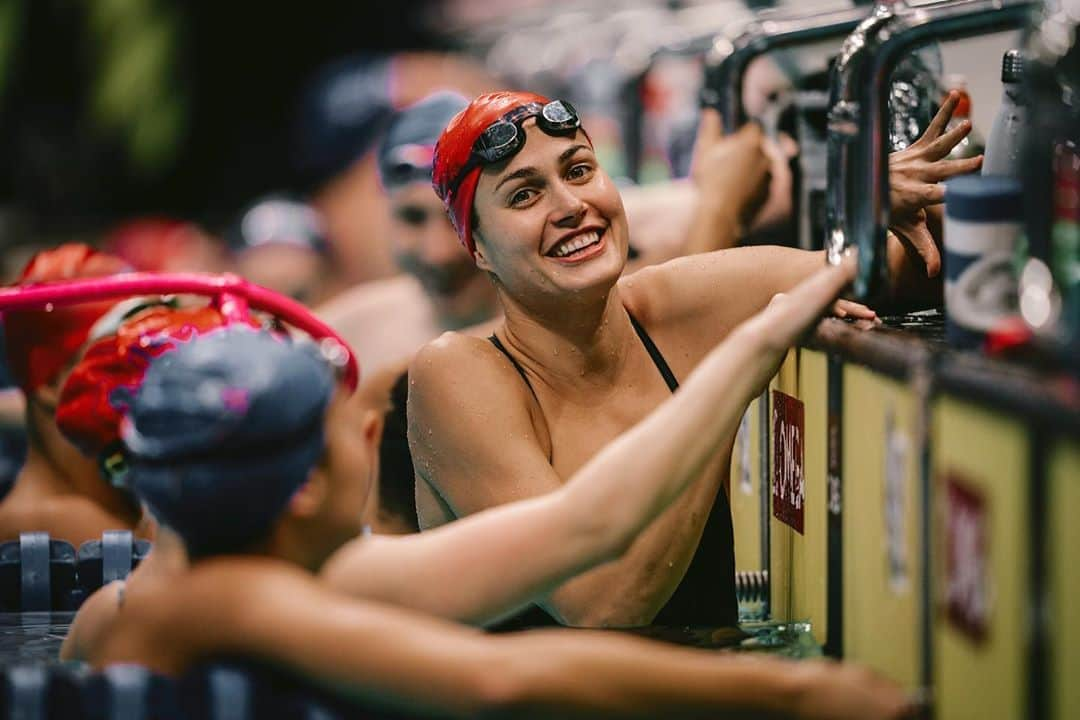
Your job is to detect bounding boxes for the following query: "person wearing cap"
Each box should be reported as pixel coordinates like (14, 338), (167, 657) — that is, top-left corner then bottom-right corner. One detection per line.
(295, 53), (495, 296)
(318, 90), (777, 377)
(408, 90), (981, 631)
(227, 195), (332, 305)
(55, 303), (261, 494)
(62, 260), (918, 719)
(0, 244), (152, 544)
(104, 218), (228, 274)
(317, 89), (776, 536)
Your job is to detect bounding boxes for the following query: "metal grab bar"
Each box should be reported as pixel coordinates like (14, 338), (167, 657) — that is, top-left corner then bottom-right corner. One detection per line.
(702, 3), (872, 133)
(824, 0), (1036, 299)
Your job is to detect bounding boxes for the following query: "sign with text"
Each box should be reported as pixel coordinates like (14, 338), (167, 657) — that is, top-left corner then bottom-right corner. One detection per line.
(772, 390), (805, 534)
(944, 473), (990, 644)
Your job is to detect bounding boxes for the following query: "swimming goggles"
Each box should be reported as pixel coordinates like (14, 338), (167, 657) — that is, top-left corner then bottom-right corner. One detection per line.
(0, 272), (360, 391)
(448, 100), (581, 194)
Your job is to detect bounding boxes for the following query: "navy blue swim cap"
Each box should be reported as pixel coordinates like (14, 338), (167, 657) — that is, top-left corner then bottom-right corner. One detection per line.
(294, 54), (396, 190)
(123, 326), (335, 557)
(377, 91), (469, 191)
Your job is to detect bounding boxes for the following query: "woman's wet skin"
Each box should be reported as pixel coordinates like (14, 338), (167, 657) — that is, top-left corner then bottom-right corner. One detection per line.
(411, 120), (763, 627)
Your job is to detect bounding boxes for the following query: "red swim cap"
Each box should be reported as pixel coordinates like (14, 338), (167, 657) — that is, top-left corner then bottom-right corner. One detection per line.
(104, 218), (210, 273)
(432, 91), (557, 258)
(2, 244), (131, 394)
(56, 305), (259, 459)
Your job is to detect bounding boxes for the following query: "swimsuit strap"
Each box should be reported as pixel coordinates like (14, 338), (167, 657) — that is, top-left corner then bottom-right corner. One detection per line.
(490, 310), (679, 399)
(488, 334), (540, 404)
(627, 312), (679, 392)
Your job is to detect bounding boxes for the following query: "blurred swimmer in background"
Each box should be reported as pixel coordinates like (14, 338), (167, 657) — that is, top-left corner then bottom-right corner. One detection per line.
(0, 244), (152, 544)
(227, 195), (332, 306)
(295, 53), (495, 295)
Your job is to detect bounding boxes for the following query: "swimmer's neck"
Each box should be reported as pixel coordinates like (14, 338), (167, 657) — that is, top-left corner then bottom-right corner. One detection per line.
(136, 527), (189, 576)
(17, 413), (139, 523)
(251, 518), (338, 574)
(496, 284), (635, 390)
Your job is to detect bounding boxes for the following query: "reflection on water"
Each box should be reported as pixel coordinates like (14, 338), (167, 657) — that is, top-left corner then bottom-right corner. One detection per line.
(612, 620), (821, 659)
(737, 621), (823, 659)
(0, 612), (73, 665)
(880, 308), (947, 345)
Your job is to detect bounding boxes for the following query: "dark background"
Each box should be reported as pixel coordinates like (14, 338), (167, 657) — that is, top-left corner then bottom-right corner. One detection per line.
(0, 0), (446, 235)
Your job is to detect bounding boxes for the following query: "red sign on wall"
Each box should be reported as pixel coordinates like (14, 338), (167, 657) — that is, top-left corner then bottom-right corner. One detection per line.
(944, 473), (990, 644)
(772, 390), (805, 534)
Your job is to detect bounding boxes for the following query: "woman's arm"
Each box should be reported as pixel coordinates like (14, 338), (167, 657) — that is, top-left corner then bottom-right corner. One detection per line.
(682, 111), (774, 256)
(324, 259), (856, 626)
(209, 560), (913, 719)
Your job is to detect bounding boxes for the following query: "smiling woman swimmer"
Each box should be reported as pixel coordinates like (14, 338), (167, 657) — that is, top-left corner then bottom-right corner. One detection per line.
(62, 256), (915, 718)
(408, 90), (980, 631)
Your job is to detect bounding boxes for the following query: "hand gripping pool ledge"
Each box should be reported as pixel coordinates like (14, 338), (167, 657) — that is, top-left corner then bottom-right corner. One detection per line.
(0, 272), (359, 392)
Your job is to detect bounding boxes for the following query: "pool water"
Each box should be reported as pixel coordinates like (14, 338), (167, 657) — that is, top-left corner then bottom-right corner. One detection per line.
(0, 613), (74, 665)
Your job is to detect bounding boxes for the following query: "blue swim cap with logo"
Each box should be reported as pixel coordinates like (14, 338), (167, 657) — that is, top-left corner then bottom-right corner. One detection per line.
(123, 326), (335, 557)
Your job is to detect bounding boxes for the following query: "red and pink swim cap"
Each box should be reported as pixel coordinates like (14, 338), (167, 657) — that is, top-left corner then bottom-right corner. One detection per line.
(432, 91), (592, 259)
(2, 244), (131, 394)
(57, 305), (260, 462)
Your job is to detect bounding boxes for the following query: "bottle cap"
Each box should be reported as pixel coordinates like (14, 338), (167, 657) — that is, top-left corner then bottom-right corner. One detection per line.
(945, 175), (1024, 222)
(1001, 49), (1024, 83)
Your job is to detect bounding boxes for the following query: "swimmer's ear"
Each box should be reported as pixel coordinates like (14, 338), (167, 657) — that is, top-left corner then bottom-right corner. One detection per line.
(359, 407), (383, 453)
(290, 469), (330, 519)
(34, 381), (61, 409)
(473, 232), (494, 273)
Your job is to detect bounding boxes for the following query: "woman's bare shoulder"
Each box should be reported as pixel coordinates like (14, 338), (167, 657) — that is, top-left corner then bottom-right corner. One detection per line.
(409, 330), (527, 405)
(132, 559), (323, 651)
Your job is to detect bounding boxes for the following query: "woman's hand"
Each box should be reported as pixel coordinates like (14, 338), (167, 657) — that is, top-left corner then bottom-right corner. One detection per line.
(791, 658), (923, 720)
(832, 298), (879, 324)
(690, 109), (772, 231)
(888, 91), (983, 277)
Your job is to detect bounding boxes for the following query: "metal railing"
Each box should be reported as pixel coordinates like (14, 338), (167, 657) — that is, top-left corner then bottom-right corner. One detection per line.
(824, 0), (1036, 299)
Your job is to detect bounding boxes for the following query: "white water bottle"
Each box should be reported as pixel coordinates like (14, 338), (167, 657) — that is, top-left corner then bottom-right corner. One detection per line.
(982, 50), (1027, 178)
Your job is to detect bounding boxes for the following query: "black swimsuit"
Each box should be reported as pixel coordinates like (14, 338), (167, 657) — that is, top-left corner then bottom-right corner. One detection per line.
(487, 311), (738, 631)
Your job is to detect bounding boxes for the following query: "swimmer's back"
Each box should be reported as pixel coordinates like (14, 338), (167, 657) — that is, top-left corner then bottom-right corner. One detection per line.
(0, 483), (141, 546)
(70, 557), (316, 675)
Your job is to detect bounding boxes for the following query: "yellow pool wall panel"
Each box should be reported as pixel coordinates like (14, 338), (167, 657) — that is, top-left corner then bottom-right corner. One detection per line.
(1049, 438), (1080, 720)
(841, 365), (922, 689)
(731, 393), (763, 572)
(931, 397), (1029, 720)
(768, 349), (829, 646)
(793, 349), (828, 646)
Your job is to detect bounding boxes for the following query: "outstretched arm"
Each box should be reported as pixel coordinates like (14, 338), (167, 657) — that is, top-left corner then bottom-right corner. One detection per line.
(324, 258), (856, 627)
(682, 111), (773, 255)
(207, 561), (914, 719)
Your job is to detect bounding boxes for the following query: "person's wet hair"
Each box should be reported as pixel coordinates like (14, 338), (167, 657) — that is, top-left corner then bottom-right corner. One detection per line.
(377, 371), (420, 533)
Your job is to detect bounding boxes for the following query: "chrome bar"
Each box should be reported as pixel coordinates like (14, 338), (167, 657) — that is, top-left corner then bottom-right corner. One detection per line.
(702, 3), (872, 133)
(825, 0), (1037, 299)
